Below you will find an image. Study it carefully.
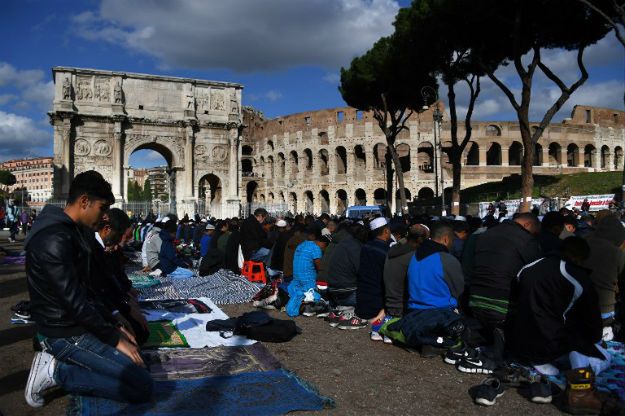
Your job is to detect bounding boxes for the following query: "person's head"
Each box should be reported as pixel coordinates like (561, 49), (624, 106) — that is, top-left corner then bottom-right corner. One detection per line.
(370, 217), (391, 242)
(390, 220), (408, 241)
(351, 223), (369, 243)
(561, 236), (590, 266)
(262, 217), (275, 232)
(204, 223), (216, 235)
(513, 212), (540, 235)
(406, 227), (426, 249)
(453, 220), (470, 240)
(541, 212), (565, 236)
(160, 216), (178, 236)
(326, 219), (338, 234)
(276, 219), (288, 232)
(430, 221), (455, 250)
(253, 207), (268, 223)
(563, 216), (577, 234)
(319, 213), (330, 225)
(97, 208), (131, 247)
(315, 233), (332, 250)
(66, 171), (115, 230)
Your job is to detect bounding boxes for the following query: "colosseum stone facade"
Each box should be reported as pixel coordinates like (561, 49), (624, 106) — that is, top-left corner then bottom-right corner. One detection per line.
(241, 105), (625, 215)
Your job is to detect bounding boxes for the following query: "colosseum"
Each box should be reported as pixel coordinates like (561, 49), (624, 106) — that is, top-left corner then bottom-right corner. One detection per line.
(240, 104), (625, 215)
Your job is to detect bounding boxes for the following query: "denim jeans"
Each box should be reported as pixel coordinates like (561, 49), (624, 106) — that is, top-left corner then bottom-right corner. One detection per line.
(42, 333), (153, 403)
(250, 247), (271, 265)
(328, 291), (357, 308)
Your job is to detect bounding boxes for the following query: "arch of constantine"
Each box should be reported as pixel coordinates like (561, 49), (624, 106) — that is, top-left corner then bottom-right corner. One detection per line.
(49, 67), (625, 217)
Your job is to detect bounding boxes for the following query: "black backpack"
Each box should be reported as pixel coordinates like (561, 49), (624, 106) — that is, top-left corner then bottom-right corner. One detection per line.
(235, 311), (300, 343)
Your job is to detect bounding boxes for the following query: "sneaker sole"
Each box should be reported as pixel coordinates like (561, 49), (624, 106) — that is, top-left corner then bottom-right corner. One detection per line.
(475, 398), (496, 406)
(301, 312), (317, 317)
(457, 365), (493, 374)
(531, 396), (552, 404)
(25, 353), (45, 408)
(328, 322), (341, 327)
(337, 325), (367, 330)
(444, 357), (460, 365)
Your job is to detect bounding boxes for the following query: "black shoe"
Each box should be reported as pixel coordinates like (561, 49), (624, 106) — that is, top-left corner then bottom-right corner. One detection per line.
(457, 349), (497, 374)
(472, 377), (505, 406)
(444, 346), (475, 365)
(420, 344), (447, 359)
(301, 302), (329, 317)
(529, 378), (552, 404)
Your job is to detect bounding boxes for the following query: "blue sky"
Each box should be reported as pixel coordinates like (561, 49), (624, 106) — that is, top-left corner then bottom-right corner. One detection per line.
(1, 0), (623, 168)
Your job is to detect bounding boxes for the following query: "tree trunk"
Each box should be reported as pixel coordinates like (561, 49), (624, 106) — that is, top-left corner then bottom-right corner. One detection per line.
(622, 93), (625, 203)
(385, 149), (393, 211)
(450, 148), (462, 216)
(519, 121), (534, 213)
(389, 141), (407, 215)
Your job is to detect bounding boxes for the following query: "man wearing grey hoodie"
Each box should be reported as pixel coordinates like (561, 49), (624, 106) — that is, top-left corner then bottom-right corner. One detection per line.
(583, 212), (625, 341)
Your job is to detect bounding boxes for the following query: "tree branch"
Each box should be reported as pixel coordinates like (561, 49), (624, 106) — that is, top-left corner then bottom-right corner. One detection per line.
(486, 71), (521, 111)
(460, 75), (481, 150)
(578, 0), (625, 47)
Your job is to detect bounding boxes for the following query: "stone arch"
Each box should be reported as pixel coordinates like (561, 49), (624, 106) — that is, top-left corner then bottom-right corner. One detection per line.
(373, 143), (387, 168)
(373, 188), (387, 204)
(417, 142), (434, 172)
(277, 152), (286, 177)
(267, 155), (275, 178)
(289, 150), (299, 179)
(336, 189), (348, 214)
(584, 144), (596, 168)
(246, 180), (258, 204)
(614, 147), (623, 170)
(289, 192), (297, 213)
(199, 173), (222, 218)
(395, 188), (411, 211)
(487, 142), (502, 166)
(303, 190), (314, 213)
(124, 138), (178, 168)
(485, 125), (502, 136)
(242, 158), (253, 176)
(303, 148), (313, 171)
(567, 144), (580, 167)
(549, 142), (562, 165)
(318, 149), (329, 176)
(601, 145), (610, 169)
(396, 143), (411, 172)
(268, 192), (275, 203)
(355, 188), (367, 206)
(418, 187), (434, 199)
(267, 139), (274, 152)
(242, 145), (253, 156)
(124, 142), (176, 204)
(465, 142), (479, 166)
(319, 190), (330, 213)
(336, 146), (347, 175)
(354, 145), (366, 179)
(509, 141), (523, 166)
(260, 193), (266, 203)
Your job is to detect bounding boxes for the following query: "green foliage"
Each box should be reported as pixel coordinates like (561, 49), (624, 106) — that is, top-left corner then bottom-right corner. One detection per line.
(0, 170), (16, 186)
(143, 178), (152, 201)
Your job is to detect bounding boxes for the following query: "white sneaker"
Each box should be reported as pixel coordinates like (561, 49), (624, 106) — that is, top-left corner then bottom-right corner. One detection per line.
(383, 335), (393, 344)
(370, 331), (383, 342)
(25, 351), (58, 408)
(602, 326), (614, 342)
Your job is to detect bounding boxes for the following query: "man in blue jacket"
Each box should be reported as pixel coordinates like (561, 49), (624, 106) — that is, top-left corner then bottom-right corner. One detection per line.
(399, 221), (465, 356)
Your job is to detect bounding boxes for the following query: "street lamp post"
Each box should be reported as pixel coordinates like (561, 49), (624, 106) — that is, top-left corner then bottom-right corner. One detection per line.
(421, 86), (447, 216)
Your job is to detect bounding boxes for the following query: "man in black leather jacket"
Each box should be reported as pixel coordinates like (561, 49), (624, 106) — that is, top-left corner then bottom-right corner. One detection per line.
(24, 171), (152, 407)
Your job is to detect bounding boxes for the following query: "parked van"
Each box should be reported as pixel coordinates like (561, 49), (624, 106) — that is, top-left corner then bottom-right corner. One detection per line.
(345, 205), (386, 219)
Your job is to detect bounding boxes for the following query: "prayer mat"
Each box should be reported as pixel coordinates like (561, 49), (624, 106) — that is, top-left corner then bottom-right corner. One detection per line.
(128, 273), (161, 289)
(142, 344), (281, 380)
(75, 369), (334, 416)
(143, 320), (189, 349)
(172, 269), (261, 305)
(139, 298), (212, 314)
(1, 255), (25, 265)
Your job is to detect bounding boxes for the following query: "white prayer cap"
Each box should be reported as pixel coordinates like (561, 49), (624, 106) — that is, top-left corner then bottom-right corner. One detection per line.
(276, 219), (287, 227)
(161, 216), (170, 223)
(321, 227), (331, 236)
(455, 216), (467, 222)
(369, 217), (388, 231)
(205, 223), (216, 230)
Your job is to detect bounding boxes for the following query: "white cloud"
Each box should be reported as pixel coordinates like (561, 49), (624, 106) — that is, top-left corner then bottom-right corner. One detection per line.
(246, 90), (284, 103)
(323, 72), (341, 84)
(0, 63), (54, 111)
(0, 111), (51, 159)
(72, 0), (400, 71)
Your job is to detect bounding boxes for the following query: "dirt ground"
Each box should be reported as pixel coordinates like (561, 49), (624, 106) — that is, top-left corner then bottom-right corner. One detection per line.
(0, 230), (566, 416)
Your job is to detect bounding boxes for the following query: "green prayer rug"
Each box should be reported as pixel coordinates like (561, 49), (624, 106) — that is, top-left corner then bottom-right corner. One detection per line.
(144, 320), (189, 348)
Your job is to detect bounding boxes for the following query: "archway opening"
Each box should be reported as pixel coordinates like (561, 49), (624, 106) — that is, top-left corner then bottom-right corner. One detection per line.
(242, 159), (253, 176)
(355, 188), (366, 206)
(336, 189), (348, 215)
(567, 144), (579, 167)
(290, 150), (299, 180)
(304, 148), (313, 172)
(336, 146), (347, 175)
(373, 188), (386, 205)
(465, 142), (479, 166)
(246, 181), (258, 204)
(584, 144), (596, 168)
(601, 145), (610, 169)
(417, 142), (434, 172)
(319, 149), (329, 176)
(304, 190), (314, 213)
(509, 141), (523, 166)
(289, 192), (297, 213)
(395, 188), (411, 212)
(319, 190), (330, 213)
(127, 147), (173, 216)
(199, 173), (222, 218)
(374, 143), (386, 169)
(354, 145), (366, 179)
(533, 143), (543, 166)
(614, 147), (623, 170)
(487, 142), (502, 166)
(397, 143), (411, 172)
(418, 187), (434, 200)
(549, 142), (561, 165)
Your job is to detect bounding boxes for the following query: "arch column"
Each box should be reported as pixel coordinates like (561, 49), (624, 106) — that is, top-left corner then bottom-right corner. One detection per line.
(346, 150), (355, 178)
(329, 151), (337, 181)
(112, 119), (124, 202)
(593, 149), (601, 171)
(479, 147), (487, 167)
(328, 190), (336, 215)
(184, 126), (194, 199)
(365, 145), (374, 182)
(312, 153), (321, 180)
(501, 145), (509, 166)
(541, 146), (550, 167)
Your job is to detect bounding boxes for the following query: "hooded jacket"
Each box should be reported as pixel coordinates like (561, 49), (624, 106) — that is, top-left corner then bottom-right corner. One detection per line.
(158, 229), (189, 275)
(383, 242), (415, 316)
(510, 256), (603, 363)
(583, 215), (625, 315)
(356, 238), (390, 320)
(240, 215), (272, 259)
(327, 234), (363, 294)
(407, 239), (464, 311)
(317, 228), (350, 282)
(24, 205), (120, 346)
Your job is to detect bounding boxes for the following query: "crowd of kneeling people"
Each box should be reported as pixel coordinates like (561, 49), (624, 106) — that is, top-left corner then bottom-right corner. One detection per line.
(21, 170), (624, 414)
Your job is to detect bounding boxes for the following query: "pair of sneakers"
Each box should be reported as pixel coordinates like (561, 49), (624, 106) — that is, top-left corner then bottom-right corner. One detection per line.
(25, 351), (58, 408)
(370, 316), (393, 344)
(444, 346), (497, 374)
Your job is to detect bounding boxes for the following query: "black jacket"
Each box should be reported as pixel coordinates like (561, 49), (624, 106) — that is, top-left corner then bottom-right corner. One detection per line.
(383, 242), (414, 317)
(471, 221), (540, 302)
(327, 235), (363, 293)
(356, 238), (391, 320)
(240, 216), (272, 259)
(25, 205), (120, 346)
(509, 256), (603, 363)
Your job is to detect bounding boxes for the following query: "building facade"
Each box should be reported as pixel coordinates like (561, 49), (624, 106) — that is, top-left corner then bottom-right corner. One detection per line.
(0, 157), (54, 208)
(242, 105), (625, 215)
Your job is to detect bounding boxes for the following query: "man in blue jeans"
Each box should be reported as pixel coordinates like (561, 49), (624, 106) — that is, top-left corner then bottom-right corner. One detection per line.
(24, 171), (153, 407)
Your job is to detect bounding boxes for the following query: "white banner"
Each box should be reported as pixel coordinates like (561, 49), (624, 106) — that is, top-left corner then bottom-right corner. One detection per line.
(479, 198), (545, 219)
(562, 194), (615, 212)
